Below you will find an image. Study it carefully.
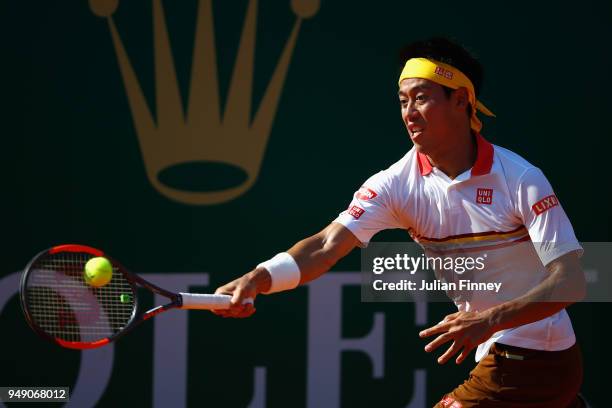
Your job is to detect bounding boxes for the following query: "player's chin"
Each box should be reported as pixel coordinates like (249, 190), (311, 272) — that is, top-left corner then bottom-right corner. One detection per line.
(413, 142), (432, 155)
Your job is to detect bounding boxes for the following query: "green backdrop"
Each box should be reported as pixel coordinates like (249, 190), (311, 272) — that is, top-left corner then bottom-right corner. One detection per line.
(1, 0), (611, 406)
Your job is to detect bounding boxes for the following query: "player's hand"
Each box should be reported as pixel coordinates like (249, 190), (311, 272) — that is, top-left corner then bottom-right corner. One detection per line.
(418, 310), (496, 365)
(212, 269), (270, 318)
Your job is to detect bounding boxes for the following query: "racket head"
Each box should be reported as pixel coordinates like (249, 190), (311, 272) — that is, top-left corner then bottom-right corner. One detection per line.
(20, 244), (139, 349)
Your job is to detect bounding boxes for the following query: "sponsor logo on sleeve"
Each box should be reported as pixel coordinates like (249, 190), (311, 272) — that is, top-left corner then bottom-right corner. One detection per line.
(532, 194), (559, 215)
(348, 205), (365, 219)
(476, 188), (493, 205)
(355, 186), (378, 201)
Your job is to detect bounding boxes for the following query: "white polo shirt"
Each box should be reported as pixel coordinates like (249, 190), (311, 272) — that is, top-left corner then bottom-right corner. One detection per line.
(335, 133), (582, 361)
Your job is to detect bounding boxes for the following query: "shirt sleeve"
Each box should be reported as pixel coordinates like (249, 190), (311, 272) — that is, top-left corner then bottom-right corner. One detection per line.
(516, 167), (582, 266)
(333, 170), (403, 246)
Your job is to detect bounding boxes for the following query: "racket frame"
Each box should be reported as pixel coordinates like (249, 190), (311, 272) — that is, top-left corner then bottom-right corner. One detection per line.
(20, 244), (183, 350)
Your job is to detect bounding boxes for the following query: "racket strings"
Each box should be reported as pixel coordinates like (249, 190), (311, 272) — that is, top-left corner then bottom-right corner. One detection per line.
(25, 252), (136, 343)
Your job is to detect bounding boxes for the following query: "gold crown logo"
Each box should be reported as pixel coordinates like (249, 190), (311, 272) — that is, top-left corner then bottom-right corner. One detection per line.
(90, 0), (319, 204)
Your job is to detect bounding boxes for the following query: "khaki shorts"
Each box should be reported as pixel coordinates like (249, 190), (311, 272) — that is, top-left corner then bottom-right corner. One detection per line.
(434, 342), (583, 408)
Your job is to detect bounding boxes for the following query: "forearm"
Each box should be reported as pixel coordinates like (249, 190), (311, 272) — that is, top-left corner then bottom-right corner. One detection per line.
(487, 297), (569, 333)
(248, 223), (360, 293)
(486, 252), (585, 332)
(241, 235), (332, 293)
(287, 233), (349, 285)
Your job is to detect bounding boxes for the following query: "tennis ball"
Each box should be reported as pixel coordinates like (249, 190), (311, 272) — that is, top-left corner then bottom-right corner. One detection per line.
(84, 257), (113, 287)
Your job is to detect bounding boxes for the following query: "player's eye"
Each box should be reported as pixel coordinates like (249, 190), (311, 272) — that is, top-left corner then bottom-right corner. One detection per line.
(416, 94), (427, 102)
(399, 99), (408, 108)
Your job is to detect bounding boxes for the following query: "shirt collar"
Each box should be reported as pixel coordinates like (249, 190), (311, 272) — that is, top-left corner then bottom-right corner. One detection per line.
(417, 133), (494, 177)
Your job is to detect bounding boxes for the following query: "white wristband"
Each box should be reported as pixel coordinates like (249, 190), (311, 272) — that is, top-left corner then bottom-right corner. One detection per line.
(257, 252), (301, 294)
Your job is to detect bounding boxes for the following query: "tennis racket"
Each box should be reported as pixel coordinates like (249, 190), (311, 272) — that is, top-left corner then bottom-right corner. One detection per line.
(20, 244), (243, 349)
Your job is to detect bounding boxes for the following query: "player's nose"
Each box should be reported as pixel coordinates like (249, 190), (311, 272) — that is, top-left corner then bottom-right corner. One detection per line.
(408, 104), (421, 120)
(402, 103), (420, 122)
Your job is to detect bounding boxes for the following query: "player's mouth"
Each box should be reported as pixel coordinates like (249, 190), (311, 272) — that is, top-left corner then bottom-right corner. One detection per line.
(408, 124), (425, 139)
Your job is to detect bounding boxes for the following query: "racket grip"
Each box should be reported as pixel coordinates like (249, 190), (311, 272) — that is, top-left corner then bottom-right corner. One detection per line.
(179, 293), (232, 310)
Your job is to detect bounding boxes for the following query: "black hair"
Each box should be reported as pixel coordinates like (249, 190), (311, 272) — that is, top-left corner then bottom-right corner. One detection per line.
(399, 37), (484, 97)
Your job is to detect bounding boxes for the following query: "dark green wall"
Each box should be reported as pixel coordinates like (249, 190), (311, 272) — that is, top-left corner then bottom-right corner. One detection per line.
(1, 1), (610, 406)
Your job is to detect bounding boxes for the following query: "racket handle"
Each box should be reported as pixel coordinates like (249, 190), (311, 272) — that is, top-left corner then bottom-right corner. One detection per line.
(179, 293), (232, 309)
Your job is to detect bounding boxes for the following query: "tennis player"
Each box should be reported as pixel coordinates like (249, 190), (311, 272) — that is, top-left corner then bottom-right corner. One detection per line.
(214, 37), (586, 407)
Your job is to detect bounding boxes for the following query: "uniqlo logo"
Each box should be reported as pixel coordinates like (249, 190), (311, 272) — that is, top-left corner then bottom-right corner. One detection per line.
(532, 194), (559, 215)
(476, 188), (493, 204)
(348, 205), (365, 219)
(355, 186), (378, 201)
(434, 66), (454, 80)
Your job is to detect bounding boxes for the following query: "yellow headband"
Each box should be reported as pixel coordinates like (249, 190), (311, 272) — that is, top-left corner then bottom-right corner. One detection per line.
(398, 58), (495, 132)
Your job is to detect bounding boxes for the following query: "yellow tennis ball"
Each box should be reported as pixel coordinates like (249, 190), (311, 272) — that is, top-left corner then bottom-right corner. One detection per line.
(84, 257), (113, 287)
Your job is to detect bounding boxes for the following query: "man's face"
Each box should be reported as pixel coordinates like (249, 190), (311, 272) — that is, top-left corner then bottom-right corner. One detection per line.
(398, 78), (463, 155)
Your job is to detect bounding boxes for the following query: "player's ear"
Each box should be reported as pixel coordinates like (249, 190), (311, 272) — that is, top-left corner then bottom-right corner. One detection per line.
(453, 87), (469, 110)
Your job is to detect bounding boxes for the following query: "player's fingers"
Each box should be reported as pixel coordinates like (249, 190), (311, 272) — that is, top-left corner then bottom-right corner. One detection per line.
(214, 280), (236, 295)
(226, 304), (246, 317)
(234, 303), (256, 318)
(226, 303), (255, 318)
(215, 303), (238, 314)
(213, 295), (256, 318)
(455, 348), (471, 365)
(212, 309), (231, 317)
(436, 341), (461, 364)
(228, 295), (254, 315)
(419, 322), (450, 338)
(231, 286), (252, 306)
(442, 311), (462, 323)
(234, 302), (253, 314)
(424, 332), (453, 353)
(219, 310), (240, 318)
(211, 299), (241, 316)
(230, 287), (244, 306)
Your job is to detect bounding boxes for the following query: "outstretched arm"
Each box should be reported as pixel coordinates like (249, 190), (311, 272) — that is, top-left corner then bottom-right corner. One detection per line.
(213, 222), (361, 318)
